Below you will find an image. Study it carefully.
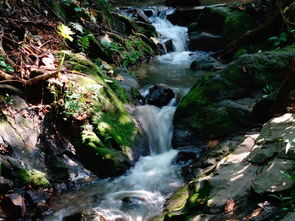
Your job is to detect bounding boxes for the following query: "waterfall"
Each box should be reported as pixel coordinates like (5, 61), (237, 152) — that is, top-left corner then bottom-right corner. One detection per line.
(136, 105), (176, 154)
(151, 17), (188, 52)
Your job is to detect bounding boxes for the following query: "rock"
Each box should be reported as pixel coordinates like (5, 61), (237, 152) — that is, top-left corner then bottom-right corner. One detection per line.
(252, 159), (295, 194)
(188, 32), (226, 51)
(25, 190), (49, 205)
(193, 6), (257, 42)
(161, 38), (174, 53)
(143, 9), (153, 17)
(2, 193), (26, 218)
(164, 185), (189, 212)
(206, 164), (257, 212)
(0, 96), (45, 170)
(174, 46), (295, 140)
(174, 148), (200, 165)
(0, 176), (13, 195)
(122, 196), (146, 204)
(172, 126), (201, 148)
(281, 213), (295, 221)
(196, 6), (228, 35)
(252, 98), (274, 123)
(248, 113), (295, 163)
(190, 56), (222, 71)
(167, 7), (204, 26)
(165, 0), (201, 7)
(145, 84), (175, 107)
(59, 72), (140, 177)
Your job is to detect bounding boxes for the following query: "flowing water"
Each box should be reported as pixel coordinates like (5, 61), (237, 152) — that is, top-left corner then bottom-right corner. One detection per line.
(45, 6), (208, 221)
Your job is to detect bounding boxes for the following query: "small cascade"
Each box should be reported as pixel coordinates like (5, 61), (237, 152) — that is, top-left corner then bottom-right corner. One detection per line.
(148, 8), (188, 52)
(117, 7), (188, 52)
(136, 105), (176, 154)
(151, 17), (188, 52)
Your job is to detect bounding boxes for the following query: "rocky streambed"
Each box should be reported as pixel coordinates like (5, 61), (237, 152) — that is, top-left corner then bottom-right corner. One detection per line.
(0, 0), (295, 221)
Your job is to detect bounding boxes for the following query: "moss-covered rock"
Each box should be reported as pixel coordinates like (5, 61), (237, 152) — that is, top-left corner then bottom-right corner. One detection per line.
(164, 185), (189, 213)
(50, 51), (146, 177)
(174, 45), (295, 141)
(160, 180), (212, 221)
(189, 5), (258, 51)
(222, 8), (256, 42)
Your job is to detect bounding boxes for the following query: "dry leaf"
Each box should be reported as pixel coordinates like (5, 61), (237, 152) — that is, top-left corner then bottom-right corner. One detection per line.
(225, 199), (236, 213)
(207, 140), (219, 148)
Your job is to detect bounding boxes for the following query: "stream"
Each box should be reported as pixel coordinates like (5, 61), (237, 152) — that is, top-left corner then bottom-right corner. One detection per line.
(45, 6), (209, 221)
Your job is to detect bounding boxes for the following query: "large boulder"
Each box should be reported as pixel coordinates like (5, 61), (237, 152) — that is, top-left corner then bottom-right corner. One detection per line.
(174, 45), (295, 142)
(188, 5), (258, 51)
(160, 114), (295, 220)
(60, 52), (149, 177)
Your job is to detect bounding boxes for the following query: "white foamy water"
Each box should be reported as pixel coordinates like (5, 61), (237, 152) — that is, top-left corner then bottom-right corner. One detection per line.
(136, 105), (176, 154)
(151, 17), (188, 52)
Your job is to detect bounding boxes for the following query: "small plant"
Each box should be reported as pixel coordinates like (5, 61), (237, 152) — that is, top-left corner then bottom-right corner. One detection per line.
(270, 172), (295, 214)
(0, 57), (14, 72)
(262, 84), (278, 99)
(268, 32), (288, 47)
(77, 35), (90, 52)
(57, 24), (75, 41)
(4, 93), (14, 105)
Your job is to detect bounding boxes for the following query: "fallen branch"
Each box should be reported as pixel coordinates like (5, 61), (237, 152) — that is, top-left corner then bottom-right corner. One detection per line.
(24, 71), (58, 86)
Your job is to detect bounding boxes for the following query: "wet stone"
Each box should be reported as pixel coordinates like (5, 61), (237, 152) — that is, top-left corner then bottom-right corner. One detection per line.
(2, 193), (26, 218)
(145, 84), (175, 107)
(25, 190), (49, 205)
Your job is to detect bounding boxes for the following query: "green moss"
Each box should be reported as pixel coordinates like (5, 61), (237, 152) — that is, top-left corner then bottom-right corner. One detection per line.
(223, 9), (256, 41)
(93, 110), (136, 149)
(165, 185), (189, 213)
(18, 169), (50, 188)
(186, 181), (212, 209)
(188, 22), (198, 32)
(233, 48), (248, 59)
